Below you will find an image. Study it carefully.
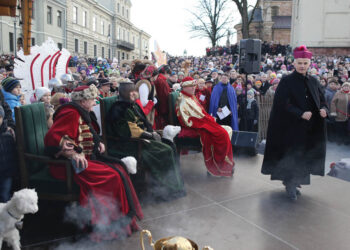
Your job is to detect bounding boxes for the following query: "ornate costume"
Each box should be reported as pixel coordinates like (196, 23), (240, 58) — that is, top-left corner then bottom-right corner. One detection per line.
(176, 82), (234, 177)
(44, 86), (142, 240)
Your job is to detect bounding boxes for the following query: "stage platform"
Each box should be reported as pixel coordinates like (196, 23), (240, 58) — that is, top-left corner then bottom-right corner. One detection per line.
(19, 145), (350, 250)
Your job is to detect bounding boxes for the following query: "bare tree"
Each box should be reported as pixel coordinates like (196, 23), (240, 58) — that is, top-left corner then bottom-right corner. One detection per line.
(231, 0), (260, 39)
(188, 0), (232, 48)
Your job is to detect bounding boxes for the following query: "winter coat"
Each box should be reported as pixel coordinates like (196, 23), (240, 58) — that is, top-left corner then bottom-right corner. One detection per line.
(324, 87), (337, 108)
(0, 90), (15, 129)
(0, 120), (17, 177)
(1, 89), (20, 121)
(246, 99), (259, 121)
(330, 90), (349, 122)
(262, 71), (327, 181)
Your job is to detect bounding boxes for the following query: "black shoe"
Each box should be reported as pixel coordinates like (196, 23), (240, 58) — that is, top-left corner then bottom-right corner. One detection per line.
(285, 184), (297, 201)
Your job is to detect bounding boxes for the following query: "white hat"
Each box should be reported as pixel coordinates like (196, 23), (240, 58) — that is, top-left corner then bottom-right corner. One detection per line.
(35, 87), (51, 101)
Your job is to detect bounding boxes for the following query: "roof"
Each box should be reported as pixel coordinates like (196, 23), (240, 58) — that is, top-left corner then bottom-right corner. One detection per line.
(272, 16), (291, 29)
(236, 7), (262, 24)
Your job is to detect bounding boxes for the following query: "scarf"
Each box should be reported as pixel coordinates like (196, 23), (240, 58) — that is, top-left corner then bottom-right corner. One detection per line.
(247, 98), (254, 109)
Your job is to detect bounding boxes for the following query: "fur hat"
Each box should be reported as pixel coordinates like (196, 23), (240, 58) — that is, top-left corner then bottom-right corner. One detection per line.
(1, 77), (20, 92)
(35, 87), (51, 101)
(71, 84), (99, 101)
(141, 65), (158, 79)
(51, 92), (69, 109)
(342, 82), (350, 88)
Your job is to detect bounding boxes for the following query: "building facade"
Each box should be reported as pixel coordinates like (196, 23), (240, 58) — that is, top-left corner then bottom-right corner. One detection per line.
(291, 0), (350, 55)
(0, 0), (66, 54)
(0, 0), (151, 60)
(234, 0), (292, 45)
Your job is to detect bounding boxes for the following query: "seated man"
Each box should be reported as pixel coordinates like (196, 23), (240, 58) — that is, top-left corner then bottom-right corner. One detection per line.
(176, 78), (234, 177)
(44, 84), (143, 240)
(106, 81), (186, 201)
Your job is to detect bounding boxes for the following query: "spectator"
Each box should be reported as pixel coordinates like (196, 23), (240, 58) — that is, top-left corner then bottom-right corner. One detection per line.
(1, 77), (21, 121)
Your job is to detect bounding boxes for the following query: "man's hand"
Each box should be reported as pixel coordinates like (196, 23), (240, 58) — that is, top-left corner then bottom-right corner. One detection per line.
(217, 108), (222, 112)
(301, 111), (312, 121)
(319, 109), (327, 118)
(72, 153), (88, 170)
(98, 142), (105, 154)
(152, 131), (162, 142)
(7, 127), (15, 139)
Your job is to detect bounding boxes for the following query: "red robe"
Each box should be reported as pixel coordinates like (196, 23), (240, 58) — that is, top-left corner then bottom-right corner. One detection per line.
(44, 105), (143, 241)
(195, 87), (211, 112)
(154, 73), (171, 129)
(176, 91), (234, 177)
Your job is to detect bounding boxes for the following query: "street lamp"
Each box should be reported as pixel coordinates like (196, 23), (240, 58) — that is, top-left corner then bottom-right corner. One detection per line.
(13, 15), (18, 56)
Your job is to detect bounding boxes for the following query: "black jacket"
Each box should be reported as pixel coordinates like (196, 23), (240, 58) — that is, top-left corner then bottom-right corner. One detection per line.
(261, 71), (328, 181)
(246, 100), (259, 121)
(0, 121), (17, 177)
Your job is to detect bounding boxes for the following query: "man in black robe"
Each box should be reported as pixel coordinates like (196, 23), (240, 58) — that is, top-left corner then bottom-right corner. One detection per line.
(261, 46), (328, 201)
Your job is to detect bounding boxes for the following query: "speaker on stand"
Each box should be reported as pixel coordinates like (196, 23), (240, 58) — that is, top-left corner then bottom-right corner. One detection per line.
(234, 39), (262, 155)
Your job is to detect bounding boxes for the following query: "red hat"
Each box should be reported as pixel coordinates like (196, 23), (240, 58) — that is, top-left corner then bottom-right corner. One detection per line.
(293, 45), (312, 59)
(181, 76), (196, 87)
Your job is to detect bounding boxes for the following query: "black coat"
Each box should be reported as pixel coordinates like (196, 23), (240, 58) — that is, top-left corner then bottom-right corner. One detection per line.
(0, 121), (17, 177)
(261, 71), (327, 181)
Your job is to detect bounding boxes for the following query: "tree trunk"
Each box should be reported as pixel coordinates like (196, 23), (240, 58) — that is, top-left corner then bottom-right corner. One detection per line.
(241, 0), (249, 39)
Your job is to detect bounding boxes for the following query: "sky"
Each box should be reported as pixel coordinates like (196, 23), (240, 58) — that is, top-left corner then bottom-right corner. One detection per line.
(131, 0), (241, 57)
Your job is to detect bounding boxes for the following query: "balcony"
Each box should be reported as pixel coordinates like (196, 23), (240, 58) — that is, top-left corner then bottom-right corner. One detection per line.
(116, 40), (135, 51)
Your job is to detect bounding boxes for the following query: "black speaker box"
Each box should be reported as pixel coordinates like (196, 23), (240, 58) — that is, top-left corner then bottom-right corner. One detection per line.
(239, 39), (261, 74)
(231, 131), (258, 155)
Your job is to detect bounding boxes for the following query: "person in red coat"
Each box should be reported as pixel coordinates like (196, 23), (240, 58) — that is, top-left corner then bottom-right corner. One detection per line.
(176, 78), (234, 177)
(44, 84), (143, 241)
(194, 78), (211, 112)
(154, 65), (172, 129)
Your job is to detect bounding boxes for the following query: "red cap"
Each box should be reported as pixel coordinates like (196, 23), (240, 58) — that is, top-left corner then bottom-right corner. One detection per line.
(182, 76), (194, 82)
(293, 45), (312, 59)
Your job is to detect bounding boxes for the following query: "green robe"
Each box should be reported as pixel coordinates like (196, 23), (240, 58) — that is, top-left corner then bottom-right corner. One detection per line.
(107, 100), (185, 201)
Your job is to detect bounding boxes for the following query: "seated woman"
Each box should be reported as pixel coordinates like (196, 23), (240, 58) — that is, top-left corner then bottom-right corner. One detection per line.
(106, 81), (186, 202)
(44, 84), (143, 241)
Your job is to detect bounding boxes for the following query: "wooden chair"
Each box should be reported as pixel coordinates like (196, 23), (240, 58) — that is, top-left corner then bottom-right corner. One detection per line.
(15, 103), (79, 201)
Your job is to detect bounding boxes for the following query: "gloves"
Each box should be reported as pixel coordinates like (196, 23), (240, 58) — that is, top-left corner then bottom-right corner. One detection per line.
(254, 120), (258, 125)
(153, 97), (158, 105)
(152, 131), (162, 142)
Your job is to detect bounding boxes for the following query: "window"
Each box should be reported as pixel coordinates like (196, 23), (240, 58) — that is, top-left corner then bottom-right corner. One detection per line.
(127, 31), (129, 42)
(123, 29), (125, 40)
(101, 20), (104, 35)
(47, 6), (52, 24)
(132, 36), (135, 45)
(118, 27), (121, 39)
(31, 38), (35, 46)
(58, 43), (62, 50)
(32, 4), (35, 19)
(108, 24), (111, 36)
(84, 41), (88, 54)
(94, 45), (97, 57)
(122, 6), (124, 16)
(83, 11), (87, 27)
(75, 39), (79, 52)
(92, 16), (96, 31)
(122, 52), (125, 60)
(126, 54), (129, 60)
(118, 51), (120, 61)
(73, 6), (78, 24)
(117, 3), (120, 13)
(9, 32), (14, 52)
(271, 6), (279, 17)
(102, 47), (105, 58)
(126, 9), (129, 19)
(57, 11), (62, 27)
(108, 48), (111, 59)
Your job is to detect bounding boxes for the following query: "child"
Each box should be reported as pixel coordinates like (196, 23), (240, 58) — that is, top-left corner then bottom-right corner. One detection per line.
(35, 87), (55, 128)
(246, 89), (259, 132)
(195, 78), (211, 112)
(1, 77), (21, 121)
(0, 105), (17, 202)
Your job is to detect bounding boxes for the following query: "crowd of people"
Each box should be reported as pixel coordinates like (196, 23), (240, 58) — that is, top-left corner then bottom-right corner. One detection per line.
(1, 42), (350, 239)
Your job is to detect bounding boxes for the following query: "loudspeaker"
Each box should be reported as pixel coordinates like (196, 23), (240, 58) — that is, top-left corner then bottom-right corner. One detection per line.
(231, 131), (258, 155)
(239, 39), (261, 74)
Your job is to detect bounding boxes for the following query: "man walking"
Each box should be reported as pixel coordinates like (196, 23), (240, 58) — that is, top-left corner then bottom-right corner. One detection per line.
(261, 46), (328, 201)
